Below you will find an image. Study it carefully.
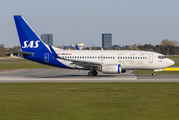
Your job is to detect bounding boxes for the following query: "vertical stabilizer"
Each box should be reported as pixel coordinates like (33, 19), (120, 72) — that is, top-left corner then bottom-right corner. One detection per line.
(14, 15), (48, 52)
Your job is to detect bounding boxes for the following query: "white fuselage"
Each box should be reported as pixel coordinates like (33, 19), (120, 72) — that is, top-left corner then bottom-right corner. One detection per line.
(54, 50), (174, 70)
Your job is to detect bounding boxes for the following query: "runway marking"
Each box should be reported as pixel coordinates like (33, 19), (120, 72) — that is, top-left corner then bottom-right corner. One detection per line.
(0, 76), (137, 81)
(27, 69), (70, 72)
(139, 79), (179, 81)
(0, 69), (22, 74)
(35, 68), (55, 73)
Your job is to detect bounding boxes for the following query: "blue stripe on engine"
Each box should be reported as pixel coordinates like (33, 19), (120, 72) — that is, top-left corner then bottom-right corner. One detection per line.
(118, 64), (120, 73)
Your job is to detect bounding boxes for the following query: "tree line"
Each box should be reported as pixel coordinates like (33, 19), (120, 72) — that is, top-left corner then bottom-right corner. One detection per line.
(0, 39), (179, 57)
(137, 39), (179, 55)
(101, 39), (179, 55)
(0, 44), (6, 57)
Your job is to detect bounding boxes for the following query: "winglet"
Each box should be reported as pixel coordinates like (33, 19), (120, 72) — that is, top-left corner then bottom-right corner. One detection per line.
(76, 45), (80, 50)
(49, 45), (60, 58)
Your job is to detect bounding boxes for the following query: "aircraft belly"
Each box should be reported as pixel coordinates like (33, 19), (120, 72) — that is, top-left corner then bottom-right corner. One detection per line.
(122, 60), (153, 70)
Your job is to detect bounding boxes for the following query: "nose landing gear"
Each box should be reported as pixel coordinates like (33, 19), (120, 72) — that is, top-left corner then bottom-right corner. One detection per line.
(152, 72), (156, 76)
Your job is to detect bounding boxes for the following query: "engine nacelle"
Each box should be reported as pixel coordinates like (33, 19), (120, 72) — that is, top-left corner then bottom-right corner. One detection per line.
(101, 64), (122, 74)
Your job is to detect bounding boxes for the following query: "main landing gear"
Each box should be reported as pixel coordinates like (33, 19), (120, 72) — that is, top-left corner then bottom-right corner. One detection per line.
(88, 70), (98, 76)
(152, 72), (156, 76)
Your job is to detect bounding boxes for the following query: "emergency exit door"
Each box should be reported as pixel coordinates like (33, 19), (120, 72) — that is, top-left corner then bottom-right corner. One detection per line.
(149, 54), (153, 63)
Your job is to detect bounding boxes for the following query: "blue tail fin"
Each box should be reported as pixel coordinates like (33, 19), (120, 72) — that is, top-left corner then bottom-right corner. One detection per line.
(14, 15), (48, 52)
(76, 45), (80, 50)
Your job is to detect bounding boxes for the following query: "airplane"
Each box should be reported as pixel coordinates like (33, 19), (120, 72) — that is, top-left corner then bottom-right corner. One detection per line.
(14, 15), (175, 76)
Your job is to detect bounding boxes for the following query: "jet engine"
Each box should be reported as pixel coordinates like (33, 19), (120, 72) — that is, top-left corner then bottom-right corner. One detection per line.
(101, 64), (125, 74)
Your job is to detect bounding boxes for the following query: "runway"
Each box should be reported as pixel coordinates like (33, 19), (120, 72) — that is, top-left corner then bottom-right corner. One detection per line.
(0, 68), (179, 82)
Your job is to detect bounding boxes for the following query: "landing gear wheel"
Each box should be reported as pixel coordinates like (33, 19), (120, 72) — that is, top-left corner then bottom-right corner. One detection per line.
(152, 72), (156, 76)
(92, 70), (98, 76)
(88, 71), (93, 76)
(88, 70), (98, 76)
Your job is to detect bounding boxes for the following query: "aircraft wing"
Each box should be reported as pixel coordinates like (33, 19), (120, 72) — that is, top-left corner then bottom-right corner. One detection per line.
(63, 58), (102, 68)
(49, 45), (102, 68)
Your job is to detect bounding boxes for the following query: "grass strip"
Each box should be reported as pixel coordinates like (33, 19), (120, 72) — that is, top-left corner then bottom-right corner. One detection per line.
(0, 60), (32, 62)
(172, 60), (179, 66)
(0, 83), (179, 120)
(166, 55), (179, 59)
(0, 62), (54, 69)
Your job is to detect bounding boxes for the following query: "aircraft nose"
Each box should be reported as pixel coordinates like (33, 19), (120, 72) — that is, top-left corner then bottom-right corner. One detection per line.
(168, 59), (175, 66)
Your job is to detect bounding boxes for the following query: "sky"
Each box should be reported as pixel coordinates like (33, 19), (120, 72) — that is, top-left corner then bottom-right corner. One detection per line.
(1, 0), (179, 47)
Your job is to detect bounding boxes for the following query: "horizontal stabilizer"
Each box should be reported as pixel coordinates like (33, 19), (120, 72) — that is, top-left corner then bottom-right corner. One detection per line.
(20, 51), (34, 55)
(8, 50), (34, 56)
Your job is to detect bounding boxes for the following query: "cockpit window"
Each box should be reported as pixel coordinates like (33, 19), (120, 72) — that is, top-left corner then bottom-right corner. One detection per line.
(158, 56), (166, 59)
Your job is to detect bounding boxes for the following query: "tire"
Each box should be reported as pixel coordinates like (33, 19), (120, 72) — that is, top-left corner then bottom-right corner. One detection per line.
(152, 72), (156, 76)
(88, 71), (93, 76)
(92, 71), (98, 76)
